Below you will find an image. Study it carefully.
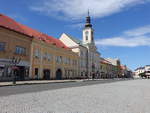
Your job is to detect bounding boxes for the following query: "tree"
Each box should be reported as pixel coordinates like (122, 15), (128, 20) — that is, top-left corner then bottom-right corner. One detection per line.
(139, 72), (146, 78)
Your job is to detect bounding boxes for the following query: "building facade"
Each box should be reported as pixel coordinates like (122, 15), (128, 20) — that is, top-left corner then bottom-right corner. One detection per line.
(120, 65), (133, 78)
(0, 14), (32, 81)
(0, 13), (129, 81)
(145, 65), (150, 77)
(60, 13), (101, 78)
(0, 14), (79, 81)
(31, 37), (79, 80)
(134, 67), (145, 76)
(106, 58), (121, 78)
(100, 57), (125, 78)
(135, 65), (150, 78)
(100, 58), (113, 79)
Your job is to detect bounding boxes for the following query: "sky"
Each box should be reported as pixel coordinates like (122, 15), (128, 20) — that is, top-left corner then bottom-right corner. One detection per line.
(0, 0), (150, 70)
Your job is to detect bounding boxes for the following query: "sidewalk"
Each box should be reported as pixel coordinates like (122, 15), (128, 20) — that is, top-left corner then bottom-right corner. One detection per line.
(0, 78), (132, 87)
(0, 79), (84, 87)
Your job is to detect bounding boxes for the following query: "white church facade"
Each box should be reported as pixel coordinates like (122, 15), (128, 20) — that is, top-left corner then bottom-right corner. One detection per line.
(60, 13), (101, 78)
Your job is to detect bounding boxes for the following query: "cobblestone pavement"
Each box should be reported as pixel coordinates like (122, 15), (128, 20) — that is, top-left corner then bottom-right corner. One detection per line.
(1, 79), (149, 113)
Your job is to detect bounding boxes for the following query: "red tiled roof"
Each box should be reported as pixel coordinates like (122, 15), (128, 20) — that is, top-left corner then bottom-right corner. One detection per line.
(100, 59), (112, 65)
(0, 14), (69, 49)
(120, 65), (126, 70)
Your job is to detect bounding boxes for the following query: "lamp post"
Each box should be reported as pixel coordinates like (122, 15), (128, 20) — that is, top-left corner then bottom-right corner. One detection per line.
(11, 57), (21, 85)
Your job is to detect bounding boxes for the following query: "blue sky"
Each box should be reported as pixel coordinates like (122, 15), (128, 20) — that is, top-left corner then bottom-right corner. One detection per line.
(0, 0), (150, 70)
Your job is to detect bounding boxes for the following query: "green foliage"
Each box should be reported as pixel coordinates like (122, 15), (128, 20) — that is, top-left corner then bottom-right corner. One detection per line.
(139, 72), (145, 77)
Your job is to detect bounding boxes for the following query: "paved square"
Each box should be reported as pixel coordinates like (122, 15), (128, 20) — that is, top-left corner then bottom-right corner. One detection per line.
(0, 79), (150, 113)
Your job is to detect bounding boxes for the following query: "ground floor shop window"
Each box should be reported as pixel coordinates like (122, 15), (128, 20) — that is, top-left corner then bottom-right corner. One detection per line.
(35, 68), (39, 79)
(0, 67), (4, 77)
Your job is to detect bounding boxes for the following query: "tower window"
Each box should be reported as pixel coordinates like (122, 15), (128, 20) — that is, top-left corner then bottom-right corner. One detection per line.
(91, 31), (94, 41)
(85, 31), (89, 41)
(86, 36), (88, 40)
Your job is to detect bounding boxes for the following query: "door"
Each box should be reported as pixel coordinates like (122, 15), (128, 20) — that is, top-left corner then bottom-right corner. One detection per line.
(56, 69), (62, 80)
(43, 69), (50, 80)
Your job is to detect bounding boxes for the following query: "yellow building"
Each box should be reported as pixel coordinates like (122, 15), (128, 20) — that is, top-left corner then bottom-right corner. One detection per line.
(0, 14), (79, 81)
(100, 57), (122, 78)
(0, 14), (32, 81)
(31, 37), (79, 80)
(100, 59), (112, 78)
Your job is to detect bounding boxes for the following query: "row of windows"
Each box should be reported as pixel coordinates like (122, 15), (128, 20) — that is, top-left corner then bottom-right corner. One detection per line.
(0, 42), (26, 55)
(15, 46), (26, 55)
(43, 53), (52, 61)
(80, 60), (86, 67)
(34, 49), (77, 65)
(80, 51), (96, 60)
(64, 70), (77, 78)
(80, 51), (87, 57)
(56, 56), (77, 66)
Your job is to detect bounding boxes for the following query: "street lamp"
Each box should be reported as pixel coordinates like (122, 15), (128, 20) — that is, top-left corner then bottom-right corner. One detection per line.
(11, 57), (21, 85)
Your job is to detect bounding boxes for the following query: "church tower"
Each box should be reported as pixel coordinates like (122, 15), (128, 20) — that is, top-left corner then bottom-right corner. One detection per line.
(83, 11), (94, 44)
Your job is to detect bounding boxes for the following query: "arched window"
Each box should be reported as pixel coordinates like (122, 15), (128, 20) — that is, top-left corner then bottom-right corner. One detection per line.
(91, 31), (94, 41)
(85, 31), (89, 40)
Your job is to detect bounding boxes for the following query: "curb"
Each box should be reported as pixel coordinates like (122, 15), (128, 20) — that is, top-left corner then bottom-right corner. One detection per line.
(0, 80), (82, 87)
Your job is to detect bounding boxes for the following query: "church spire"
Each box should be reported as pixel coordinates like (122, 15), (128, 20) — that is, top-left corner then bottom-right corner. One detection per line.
(88, 9), (90, 17)
(85, 10), (92, 28)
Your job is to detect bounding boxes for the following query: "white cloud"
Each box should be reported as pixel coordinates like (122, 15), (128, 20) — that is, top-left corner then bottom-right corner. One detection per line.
(96, 36), (150, 47)
(124, 25), (150, 36)
(30, 0), (150, 20)
(95, 25), (150, 47)
(68, 23), (84, 29)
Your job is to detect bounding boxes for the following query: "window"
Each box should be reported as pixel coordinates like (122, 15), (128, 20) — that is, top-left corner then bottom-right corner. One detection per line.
(43, 53), (47, 60)
(56, 56), (59, 62)
(64, 57), (67, 64)
(68, 58), (70, 64)
(47, 54), (52, 61)
(80, 51), (84, 56)
(91, 31), (94, 41)
(85, 31), (89, 40)
(35, 49), (40, 58)
(56, 56), (62, 63)
(35, 68), (39, 78)
(0, 42), (5, 51)
(81, 72), (83, 76)
(59, 56), (62, 63)
(15, 46), (26, 55)
(73, 60), (77, 66)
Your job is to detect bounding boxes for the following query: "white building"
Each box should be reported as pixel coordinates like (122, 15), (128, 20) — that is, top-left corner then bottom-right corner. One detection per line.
(144, 65), (150, 77)
(134, 67), (145, 76)
(106, 58), (121, 77)
(134, 65), (150, 78)
(145, 65), (150, 72)
(60, 13), (101, 78)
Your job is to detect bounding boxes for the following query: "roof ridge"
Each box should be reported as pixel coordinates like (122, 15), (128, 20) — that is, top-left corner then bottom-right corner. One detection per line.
(64, 33), (82, 44)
